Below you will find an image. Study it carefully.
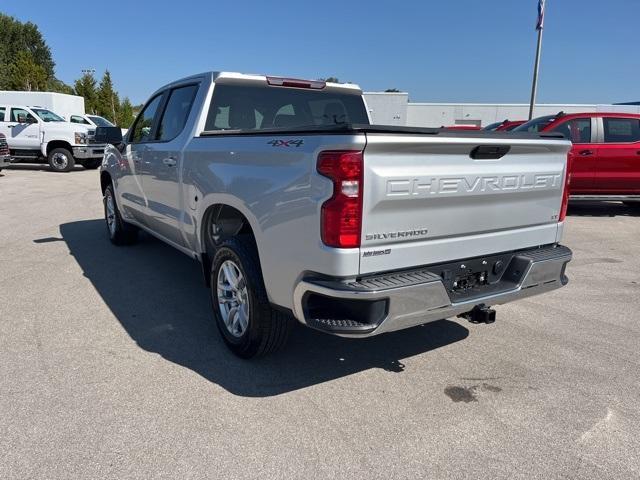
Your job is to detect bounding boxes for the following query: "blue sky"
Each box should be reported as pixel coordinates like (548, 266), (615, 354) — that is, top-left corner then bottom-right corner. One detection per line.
(3, 0), (639, 105)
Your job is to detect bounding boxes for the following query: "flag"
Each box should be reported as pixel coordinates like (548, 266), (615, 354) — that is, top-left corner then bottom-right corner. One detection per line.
(536, 0), (546, 30)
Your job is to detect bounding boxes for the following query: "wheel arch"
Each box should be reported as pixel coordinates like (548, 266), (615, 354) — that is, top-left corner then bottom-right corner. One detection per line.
(198, 198), (262, 287)
(45, 140), (73, 156)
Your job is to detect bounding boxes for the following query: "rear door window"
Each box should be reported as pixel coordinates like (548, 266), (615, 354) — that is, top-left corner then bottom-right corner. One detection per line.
(0, 107), (6, 121)
(552, 118), (592, 143)
(603, 118), (640, 143)
(204, 83), (369, 131)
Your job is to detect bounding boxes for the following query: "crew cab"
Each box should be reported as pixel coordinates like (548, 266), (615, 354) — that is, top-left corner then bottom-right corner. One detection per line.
(99, 71), (573, 358)
(0, 104), (106, 171)
(0, 133), (10, 171)
(515, 112), (640, 207)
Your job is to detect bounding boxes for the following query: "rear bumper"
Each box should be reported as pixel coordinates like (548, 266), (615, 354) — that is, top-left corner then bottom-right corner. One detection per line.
(72, 145), (106, 159)
(292, 244), (572, 337)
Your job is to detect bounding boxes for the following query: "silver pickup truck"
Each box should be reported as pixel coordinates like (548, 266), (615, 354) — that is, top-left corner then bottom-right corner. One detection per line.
(99, 71), (573, 358)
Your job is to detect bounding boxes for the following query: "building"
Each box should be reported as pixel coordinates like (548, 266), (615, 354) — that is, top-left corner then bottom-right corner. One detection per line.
(362, 92), (640, 128)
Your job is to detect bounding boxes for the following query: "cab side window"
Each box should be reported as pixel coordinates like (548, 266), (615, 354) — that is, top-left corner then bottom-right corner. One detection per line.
(0, 107), (6, 121)
(11, 108), (37, 123)
(70, 115), (90, 125)
(603, 118), (640, 143)
(130, 94), (164, 143)
(553, 118), (591, 143)
(156, 84), (199, 141)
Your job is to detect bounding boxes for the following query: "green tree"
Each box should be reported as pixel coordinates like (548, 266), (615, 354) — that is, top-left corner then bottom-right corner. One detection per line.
(321, 77), (340, 83)
(385, 88), (401, 92)
(0, 13), (55, 89)
(97, 70), (120, 123)
(118, 97), (135, 128)
(48, 77), (75, 95)
(74, 72), (99, 114)
(6, 50), (47, 91)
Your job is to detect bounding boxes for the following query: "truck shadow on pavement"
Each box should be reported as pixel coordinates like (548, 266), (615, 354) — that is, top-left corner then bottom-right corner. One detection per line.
(59, 219), (469, 397)
(567, 201), (640, 217)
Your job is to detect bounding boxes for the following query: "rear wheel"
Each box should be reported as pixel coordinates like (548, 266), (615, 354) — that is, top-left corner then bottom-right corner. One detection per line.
(48, 147), (75, 172)
(211, 236), (293, 358)
(81, 159), (101, 169)
(104, 184), (138, 245)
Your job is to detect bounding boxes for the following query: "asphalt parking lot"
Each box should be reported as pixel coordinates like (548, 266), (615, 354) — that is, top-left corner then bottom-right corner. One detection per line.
(1, 166), (639, 479)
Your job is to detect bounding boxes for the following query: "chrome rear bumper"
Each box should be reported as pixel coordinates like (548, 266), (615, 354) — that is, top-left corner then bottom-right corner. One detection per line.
(292, 245), (572, 338)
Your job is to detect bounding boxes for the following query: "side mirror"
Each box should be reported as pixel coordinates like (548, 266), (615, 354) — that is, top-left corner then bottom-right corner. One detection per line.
(17, 113), (27, 123)
(95, 126), (124, 146)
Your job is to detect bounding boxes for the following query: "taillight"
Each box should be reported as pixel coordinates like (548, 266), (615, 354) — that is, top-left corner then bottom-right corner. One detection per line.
(317, 150), (363, 248)
(559, 155), (571, 222)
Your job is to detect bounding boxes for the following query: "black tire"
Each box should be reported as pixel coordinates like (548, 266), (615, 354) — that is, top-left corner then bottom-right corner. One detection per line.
(81, 159), (101, 169)
(47, 147), (75, 172)
(210, 236), (293, 358)
(103, 184), (138, 245)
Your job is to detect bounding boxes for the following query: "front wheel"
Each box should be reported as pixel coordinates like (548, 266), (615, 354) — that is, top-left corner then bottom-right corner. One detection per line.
(104, 184), (138, 245)
(211, 236), (293, 358)
(48, 147), (75, 172)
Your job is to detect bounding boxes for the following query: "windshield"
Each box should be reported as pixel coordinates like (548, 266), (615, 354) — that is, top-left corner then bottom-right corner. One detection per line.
(483, 121), (503, 131)
(513, 115), (558, 132)
(32, 108), (65, 122)
(87, 115), (115, 127)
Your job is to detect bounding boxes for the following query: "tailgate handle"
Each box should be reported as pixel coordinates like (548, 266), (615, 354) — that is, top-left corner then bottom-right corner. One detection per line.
(470, 145), (510, 160)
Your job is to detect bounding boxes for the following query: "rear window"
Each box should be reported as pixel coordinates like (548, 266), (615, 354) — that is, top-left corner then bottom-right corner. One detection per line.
(603, 118), (640, 143)
(204, 83), (369, 131)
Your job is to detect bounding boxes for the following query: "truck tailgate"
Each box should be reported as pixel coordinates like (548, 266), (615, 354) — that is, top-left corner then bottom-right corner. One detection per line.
(360, 133), (571, 274)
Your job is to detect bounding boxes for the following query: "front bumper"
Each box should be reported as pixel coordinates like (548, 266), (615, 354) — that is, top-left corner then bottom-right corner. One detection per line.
(292, 244), (572, 337)
(72, 145), (106, 159)
(0, 154), (11, 168)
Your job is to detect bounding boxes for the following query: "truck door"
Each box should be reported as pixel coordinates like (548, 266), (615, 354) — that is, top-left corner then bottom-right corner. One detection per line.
(138, 84), (199, 247)
(8, 107), (41, 151)
(593, 116), (640, 194)
(119, 93), (166, 224)
(549, 117), (596, 193)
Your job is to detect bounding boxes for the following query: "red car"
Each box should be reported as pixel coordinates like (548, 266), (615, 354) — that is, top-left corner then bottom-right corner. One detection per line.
(483, 120), (525, 131)
(442, 125), (482, 131)
(0, 133), (11, 172)
(514, 112), (640, 206)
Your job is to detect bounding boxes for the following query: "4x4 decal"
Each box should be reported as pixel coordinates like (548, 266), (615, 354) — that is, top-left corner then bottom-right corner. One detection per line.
(267, 139), (304, 148)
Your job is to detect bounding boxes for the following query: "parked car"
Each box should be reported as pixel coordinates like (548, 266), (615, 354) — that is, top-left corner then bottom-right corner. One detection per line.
(0, 104), (106, 171)
(99, 71), (572, 358)
(515, 112), (640, 207)
(0, 133), (10, 171)
(483, 120), (525, 132)
(69, 114), (128, 137)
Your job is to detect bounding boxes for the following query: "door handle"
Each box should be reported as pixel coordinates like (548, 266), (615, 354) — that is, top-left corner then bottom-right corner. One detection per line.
(579, 150), (594, 156)
(163, 157), (177, 167)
